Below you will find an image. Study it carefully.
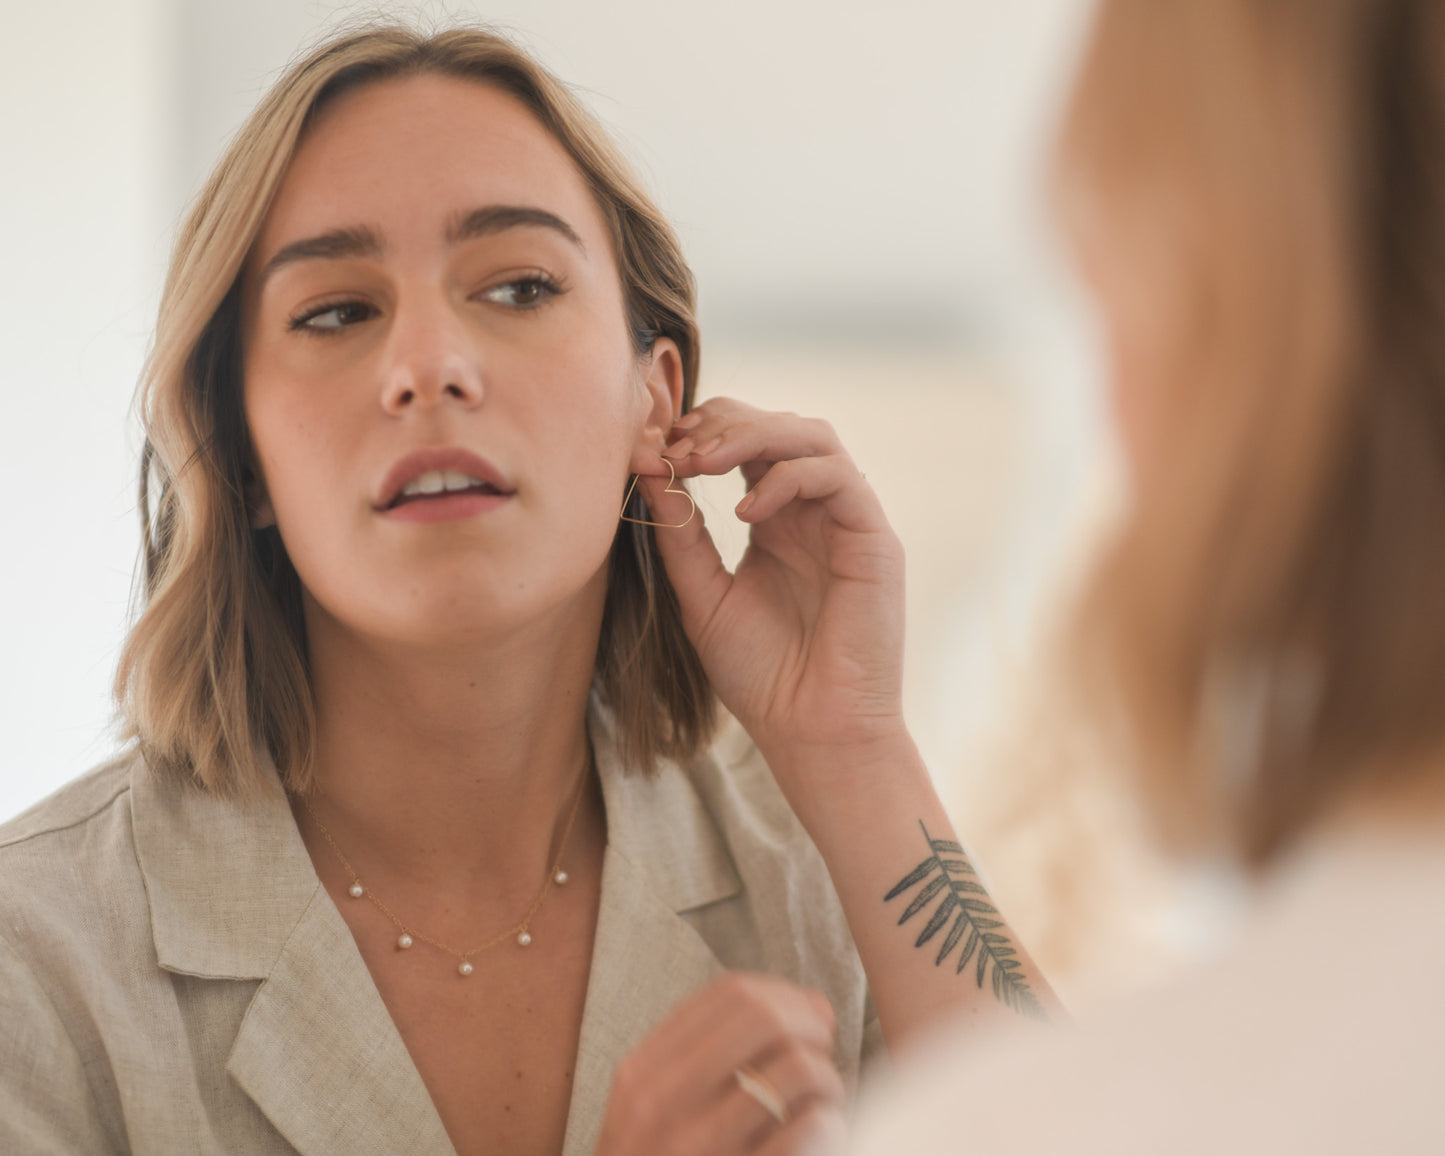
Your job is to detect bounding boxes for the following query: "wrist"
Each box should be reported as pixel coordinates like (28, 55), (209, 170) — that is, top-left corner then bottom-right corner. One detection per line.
(759, 729), (941, 850)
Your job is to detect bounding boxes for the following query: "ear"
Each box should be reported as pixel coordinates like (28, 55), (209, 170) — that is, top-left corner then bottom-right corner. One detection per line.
(629, 337), (685, 475)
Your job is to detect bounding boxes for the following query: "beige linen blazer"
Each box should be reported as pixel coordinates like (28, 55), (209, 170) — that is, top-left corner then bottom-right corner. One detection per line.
(0, 713), (880, 1154)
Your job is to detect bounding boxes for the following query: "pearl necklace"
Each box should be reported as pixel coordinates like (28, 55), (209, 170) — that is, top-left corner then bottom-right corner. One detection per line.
(300, 754), (590, 977)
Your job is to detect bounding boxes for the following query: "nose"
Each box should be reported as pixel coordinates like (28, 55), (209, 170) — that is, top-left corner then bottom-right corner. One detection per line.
(379, 294), (484, 414)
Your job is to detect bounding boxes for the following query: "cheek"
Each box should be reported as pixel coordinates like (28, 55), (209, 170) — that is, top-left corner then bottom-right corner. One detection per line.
(247, 377), (332, 510)
(242, 366), (367, 596)
(519, 351), (640, 537)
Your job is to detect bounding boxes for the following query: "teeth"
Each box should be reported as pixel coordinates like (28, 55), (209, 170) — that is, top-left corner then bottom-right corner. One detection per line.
(399, 469), (485, 499)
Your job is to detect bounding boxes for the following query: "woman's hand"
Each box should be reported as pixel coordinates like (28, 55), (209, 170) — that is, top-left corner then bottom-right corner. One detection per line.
(639, 400), (1061, 1048)
(639, 398), (908, 807)
(594, 972), (846, 1156)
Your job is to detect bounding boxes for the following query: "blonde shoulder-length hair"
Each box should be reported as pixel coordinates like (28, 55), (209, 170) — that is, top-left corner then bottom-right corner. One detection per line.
(1060, 0), (1445, 863)
(115, 24), (714, 796)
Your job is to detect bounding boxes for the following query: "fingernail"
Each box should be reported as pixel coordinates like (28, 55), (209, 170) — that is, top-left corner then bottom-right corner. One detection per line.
(663, 437), (694, 458)
(693, 436), (722, 456)
(735, 491), (755, 515)
(673, 411), (703, 430)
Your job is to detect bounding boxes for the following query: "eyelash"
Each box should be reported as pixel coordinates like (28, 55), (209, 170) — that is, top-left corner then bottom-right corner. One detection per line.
(286, 273), (568, 335)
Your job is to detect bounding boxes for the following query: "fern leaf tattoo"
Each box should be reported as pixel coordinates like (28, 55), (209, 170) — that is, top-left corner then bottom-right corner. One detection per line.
(884, 822), (1046, 1020)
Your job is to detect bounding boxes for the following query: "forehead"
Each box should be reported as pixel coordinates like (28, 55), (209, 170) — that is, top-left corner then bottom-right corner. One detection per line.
(254, 73), (606, 258)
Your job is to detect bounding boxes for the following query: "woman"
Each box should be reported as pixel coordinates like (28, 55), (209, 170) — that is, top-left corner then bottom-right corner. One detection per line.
(852, 0), (1445, 1151)
(0, 24), (1056, 1156)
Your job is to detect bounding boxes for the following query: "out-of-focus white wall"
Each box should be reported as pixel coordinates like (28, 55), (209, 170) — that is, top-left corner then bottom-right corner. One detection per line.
(0, 1), (1105, 831)
(1, 0), (172, 819)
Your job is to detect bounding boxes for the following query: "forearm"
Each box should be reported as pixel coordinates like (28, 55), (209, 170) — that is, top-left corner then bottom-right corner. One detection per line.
(765, 734), (1064, 1053)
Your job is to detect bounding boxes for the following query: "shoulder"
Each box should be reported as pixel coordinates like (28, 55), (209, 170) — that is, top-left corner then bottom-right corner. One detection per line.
(0, 749), (136, 853)
(0, 752), (142, 921)
(0, 752), (151, 1150)
(0, 751), (152, 994)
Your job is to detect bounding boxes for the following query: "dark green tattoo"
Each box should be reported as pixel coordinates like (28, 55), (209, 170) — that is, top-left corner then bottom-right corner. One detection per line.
(885, 821), (1046, 1020)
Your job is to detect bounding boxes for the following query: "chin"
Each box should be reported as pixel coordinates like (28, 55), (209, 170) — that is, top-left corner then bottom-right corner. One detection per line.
(322, 571), (606, 651)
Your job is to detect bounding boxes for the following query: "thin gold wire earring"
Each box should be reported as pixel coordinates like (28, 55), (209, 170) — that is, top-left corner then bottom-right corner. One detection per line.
(619, 456), (696, 529)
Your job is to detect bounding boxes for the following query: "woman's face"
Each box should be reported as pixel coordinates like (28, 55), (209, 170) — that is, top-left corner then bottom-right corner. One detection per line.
(242, 75), (679, 649)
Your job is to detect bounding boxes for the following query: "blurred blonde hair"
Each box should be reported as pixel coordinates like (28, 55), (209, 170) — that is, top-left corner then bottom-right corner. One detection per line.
(115, 24), (714, 796)
(1059, 0), (1445, 862)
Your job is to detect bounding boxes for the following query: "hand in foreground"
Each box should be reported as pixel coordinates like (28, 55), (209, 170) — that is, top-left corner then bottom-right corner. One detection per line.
(594, 972), (845, 1156)
(638, 398), (908, 780)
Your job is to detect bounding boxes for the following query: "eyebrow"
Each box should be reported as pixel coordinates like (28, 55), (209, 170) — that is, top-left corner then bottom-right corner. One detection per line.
(255, 205), (585, 294)
(256, 226), (382, 292)
(446, 204), (585, 251)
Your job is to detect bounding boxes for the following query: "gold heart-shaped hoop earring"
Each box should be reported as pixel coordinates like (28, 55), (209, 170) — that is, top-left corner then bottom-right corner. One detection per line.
(619, 456), (696, 529)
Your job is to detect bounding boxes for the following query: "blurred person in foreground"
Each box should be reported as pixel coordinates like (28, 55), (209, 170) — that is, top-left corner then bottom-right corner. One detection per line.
(852, 0), (1445, 1151)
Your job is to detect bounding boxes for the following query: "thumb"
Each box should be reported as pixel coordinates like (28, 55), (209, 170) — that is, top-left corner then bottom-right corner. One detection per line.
(636, 470), (732, 641)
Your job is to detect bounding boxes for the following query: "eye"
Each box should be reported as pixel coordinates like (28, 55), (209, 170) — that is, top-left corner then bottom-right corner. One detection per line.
(289, 300), (376, 333)
(480, 276), (563, 310)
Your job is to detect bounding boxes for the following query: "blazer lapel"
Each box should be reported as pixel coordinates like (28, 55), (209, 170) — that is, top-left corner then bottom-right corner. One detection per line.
(561, 709), (746, 1156)
(133, 759), (453, 1155)
(560, 845), (728, 1156)
(227, 885), (456, 1156)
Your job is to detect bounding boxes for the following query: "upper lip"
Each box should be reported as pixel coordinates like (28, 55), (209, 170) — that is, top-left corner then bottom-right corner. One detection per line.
(375, 448), (515, 510)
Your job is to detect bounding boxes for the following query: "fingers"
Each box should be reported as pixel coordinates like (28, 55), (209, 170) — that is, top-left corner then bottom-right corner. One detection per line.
(712, 1040), (847, 1152)
(656, 397), (891, 540)
(667, 398), (843, 474)
(664, 1041), (845, 1156)
(597, 973), (843, 1156)
(733, 454), (886, 536)
(751, 1102), (848, 1156)
(634, 471), (733, 637)
(634, 972), (837, 1081)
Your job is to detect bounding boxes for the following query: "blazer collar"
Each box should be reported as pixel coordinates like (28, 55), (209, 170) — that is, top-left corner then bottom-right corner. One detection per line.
(589, 698), (742, 914)
(131, 754), (318, 980)
(132, 759), (454, 1152)
(130, 705), (746, 1156)
(130, 705), (744, 979)
(225, 885), (456, 1154)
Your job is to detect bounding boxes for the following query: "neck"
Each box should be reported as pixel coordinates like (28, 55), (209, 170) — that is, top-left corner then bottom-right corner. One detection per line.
(298, 590), (607, 902)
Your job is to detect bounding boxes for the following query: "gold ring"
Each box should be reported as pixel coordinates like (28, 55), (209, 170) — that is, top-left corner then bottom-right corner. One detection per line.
(734, 1064), (789, 1125)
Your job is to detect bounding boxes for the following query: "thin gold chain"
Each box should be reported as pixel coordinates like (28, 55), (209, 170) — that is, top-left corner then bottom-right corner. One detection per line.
(299, 751), (591, 964)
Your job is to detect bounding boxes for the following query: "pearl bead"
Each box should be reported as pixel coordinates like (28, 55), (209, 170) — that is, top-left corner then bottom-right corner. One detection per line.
(348, 883), (364, 898)
(397, 934), (413, 949)
(553, 870), (568, 885)
(517, 931), (533, 947)
(458, 961), (474, 976)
